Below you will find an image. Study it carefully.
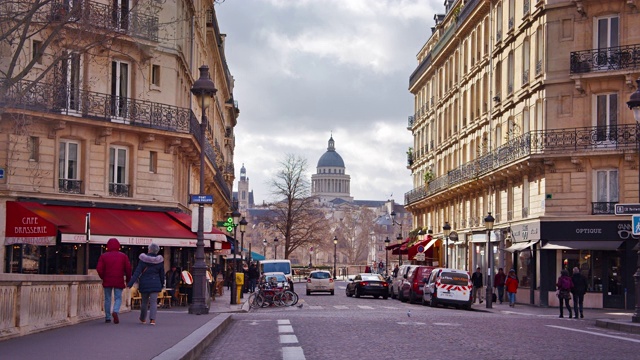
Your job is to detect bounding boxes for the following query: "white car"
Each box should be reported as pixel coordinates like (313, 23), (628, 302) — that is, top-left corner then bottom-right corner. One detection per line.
(260, 272), (289, 289)
(306, 270), (335, 295)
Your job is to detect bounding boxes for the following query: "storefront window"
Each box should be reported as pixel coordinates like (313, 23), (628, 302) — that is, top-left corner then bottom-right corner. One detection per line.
(561, 250), (604, 292)
(517, 249), (533, 288)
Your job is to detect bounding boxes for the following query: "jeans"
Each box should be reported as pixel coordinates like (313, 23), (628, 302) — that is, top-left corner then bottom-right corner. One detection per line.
(559, 296), (572, 317)
(496, 286), (505, 303)
(140, 292), (159, 322)
(508, 292), (516, 305)
(472, 286), (484, 303)
(103, 287), (123, 319)
(249, 278), (257, 293)
(572, 293), (584, 316)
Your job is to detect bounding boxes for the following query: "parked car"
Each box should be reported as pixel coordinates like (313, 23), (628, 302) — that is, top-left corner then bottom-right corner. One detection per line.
(422, 268), (472, 310)
(259, 272), (288, 289)
(306, 270), (335, 295)
(390, 265), (414, 300)
(345, 273), (389, 299)
(399, 265), (435, 303)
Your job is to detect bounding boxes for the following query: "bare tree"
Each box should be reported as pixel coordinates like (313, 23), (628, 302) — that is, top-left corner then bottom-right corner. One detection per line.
(336, 206), (376, 264)
(261, 154), (329, 259)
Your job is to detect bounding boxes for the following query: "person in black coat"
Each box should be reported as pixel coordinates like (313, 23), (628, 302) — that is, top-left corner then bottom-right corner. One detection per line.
(471, 267), (484, 304)
(127, 243), (165, 325)
(571, 267), (588, 318)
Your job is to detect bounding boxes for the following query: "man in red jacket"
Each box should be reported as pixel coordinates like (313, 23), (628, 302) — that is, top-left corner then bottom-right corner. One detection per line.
(97, 238), (132, 324)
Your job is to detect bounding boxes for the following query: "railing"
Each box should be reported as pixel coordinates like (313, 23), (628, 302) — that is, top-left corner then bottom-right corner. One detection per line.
(524, 0), (530, 15)
(405, 124), (640, 205)
(592, 202), (617, 215)
(1, 79), (192, 133)
(408, 115), (415, 128)
(59, 179), (82, 194)
(570, 44), (640, 74)
(49, 0), (158, 41)
(496, 30), (502, 43)
(109, 183), (130, 197)
(456, 0), (480, 27)
(522, 69), (530, 85)
(407, 152), (413, 166)
(432, 24), (457, 59)
(508, 17), (514, 30)
(536, 60), (543, 75)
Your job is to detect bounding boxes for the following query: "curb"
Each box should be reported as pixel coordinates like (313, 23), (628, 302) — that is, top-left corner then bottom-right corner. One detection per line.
(595, 319), (640, 335)
(153, 313), (233, 360)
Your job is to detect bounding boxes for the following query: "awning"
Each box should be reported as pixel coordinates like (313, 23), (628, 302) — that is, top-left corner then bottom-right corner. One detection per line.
(6, 202), (209, 247)
(249, 252), (265, 261)
(408, 236), (438, 260)
(5, 201), (58, 245)
(504, 240), (539, 253)
(167, 211), (227, 242)
(541, 240), (623, 250)
(391, 239), (410, 255)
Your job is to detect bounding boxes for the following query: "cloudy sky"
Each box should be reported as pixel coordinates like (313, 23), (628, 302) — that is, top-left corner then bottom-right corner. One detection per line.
(216, 0), (443, 204)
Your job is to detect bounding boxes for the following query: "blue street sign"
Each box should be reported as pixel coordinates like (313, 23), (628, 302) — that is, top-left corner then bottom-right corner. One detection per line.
(189, 194), (213, 204)
(417, 245), (425, 253)
(0, 168), (4, 179)
(633, 215), (640, 236)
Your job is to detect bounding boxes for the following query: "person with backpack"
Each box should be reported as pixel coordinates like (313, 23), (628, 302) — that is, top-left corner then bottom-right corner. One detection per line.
(571, 266), (588, 318)
(556, 269), (574, 318)
(504, 269), (519, 307)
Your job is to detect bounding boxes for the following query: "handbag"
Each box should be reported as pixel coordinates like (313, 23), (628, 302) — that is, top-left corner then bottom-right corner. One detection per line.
(133, 266), (148, 288)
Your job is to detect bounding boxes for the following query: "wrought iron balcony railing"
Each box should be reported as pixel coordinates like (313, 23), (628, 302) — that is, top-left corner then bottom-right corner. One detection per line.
(408, 115), (414, 129)
(570, 44), (640, 74)
(1, 79), (192, 133)
(49, 0), (158, 41)
(405, 124), (640, 205)
(109, 183), (130, 197)
(592, 202), (617, 215)
(59, 179), (82, 194)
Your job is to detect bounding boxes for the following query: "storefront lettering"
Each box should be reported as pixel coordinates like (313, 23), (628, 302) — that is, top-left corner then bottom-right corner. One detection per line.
(13, 217), (48, 235)
(127, 237), (153, 245)
(575, 228), (602, 234)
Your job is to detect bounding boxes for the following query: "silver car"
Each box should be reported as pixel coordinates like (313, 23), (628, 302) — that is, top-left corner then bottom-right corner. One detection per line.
(306, 270), (335, 295)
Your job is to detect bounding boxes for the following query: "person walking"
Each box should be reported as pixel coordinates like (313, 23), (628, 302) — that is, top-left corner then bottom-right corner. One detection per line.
(127, 243), (165, 325)
(571, 267), (587, 318)
(96, 238), (132, 324)
(494, 268), (506, 304)
(471, 267), (484, 304)
(504, 269), (519, 307)
(248, 262), (260, 293)
(392, 265), (399, 278)
(165, 265), (181, 305)
(556, 269), (574, 318)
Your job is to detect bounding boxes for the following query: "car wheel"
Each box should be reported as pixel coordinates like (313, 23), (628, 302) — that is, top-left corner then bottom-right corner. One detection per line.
(355, 288), (360, 298)
(383, 295), (388, 300)
(346, 288), (351, 297)
(330, 290), (334, 295)
(399, 290), (407, 303)
(430, 293), (437, 308)
(421, 296), (427, 306)
(374, 295), (380, 299)
(306, 290), (311, 296)
(409, 290), (415, 304)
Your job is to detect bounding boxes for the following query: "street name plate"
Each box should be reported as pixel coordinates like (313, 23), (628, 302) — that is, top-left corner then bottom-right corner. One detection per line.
(189, 194), (213, 204)
(614, 203), (640, 215)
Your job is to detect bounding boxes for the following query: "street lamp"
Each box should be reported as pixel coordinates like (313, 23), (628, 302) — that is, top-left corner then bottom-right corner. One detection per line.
(626, 82), (640, 322)
(239, 216), (247, 295)
(273, 237), (278, 259)
(397, 233), (403, 266)
(390, 210), (403, 239)
(484, 212), (495, 309)
(230, 206), (241, 305)
(189, 65), (216, 315)
(262, 238), (267, 257)
(384, 236), (391, 276)
(443, 222), (451, 268)
(333, 236), (338, 280)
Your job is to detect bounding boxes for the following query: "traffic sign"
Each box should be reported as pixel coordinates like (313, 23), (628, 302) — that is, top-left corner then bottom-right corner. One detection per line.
(633, 215), (640, 235)
(615, 203), (640, 215)
(189, 194), (213, 204)
(414, 253), (426, 261)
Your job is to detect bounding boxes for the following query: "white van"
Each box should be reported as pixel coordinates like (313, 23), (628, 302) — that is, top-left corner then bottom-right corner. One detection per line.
(422, 268), (472, 310)
(259, 260), (292, 281)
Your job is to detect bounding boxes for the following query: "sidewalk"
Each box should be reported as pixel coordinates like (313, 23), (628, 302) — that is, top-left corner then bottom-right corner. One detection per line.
(0, 292), (250, 360)
(472, 300), (640, 334)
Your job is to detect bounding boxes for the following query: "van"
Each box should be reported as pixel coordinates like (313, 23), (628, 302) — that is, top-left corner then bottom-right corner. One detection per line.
(259, 260), (292, 280)
(399, 266), (435, 303)
(422, 268), (472, 310)
(390, 265), (415, 300)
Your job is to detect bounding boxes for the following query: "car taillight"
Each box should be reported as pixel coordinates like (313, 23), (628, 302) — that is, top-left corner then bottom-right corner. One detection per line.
(329, 278), (334, 283)
(383, 282), (388, 287)
(361, 281), (368, 286)
(307, 278), (311, 283)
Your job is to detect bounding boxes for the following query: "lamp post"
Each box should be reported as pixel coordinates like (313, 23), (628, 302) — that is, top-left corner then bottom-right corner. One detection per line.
(230, 207), (241, 305)
(189, 65), (216, 315)
(626, 81), (640, 322)
(384, 236), (391, 276)
(333, 236), (338, 280)
(273, 237), (278, 259)
(484, 212), (495, 309)
(262, 238), (267, 257)
(397, 233), (403, 266)
(390, 210), (403, 240)
(239, 216), (247, 296)
(443, 222), (451, 268)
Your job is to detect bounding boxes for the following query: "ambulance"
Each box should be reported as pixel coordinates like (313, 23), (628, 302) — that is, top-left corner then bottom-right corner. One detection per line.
(421, 268), (473, 310)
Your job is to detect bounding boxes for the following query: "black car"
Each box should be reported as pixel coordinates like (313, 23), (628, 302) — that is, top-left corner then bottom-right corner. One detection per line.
(345, 273), (389, 299)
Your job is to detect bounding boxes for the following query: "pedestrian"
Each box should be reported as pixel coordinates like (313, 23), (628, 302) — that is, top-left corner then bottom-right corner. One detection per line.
(505, 269), (519, 307)
(96, 238), (132, 324)
(556, 269), (574, 318)
(127, 243), (165, 325)
(471, 267), (484, 304)
(494, 268), (506, 304)
(392, 265), (399, 278)
(378, 261), (384, 275)
(165, 265), (181, 305)
(571, 266), (587, 318)
(248, 262), (260, 293)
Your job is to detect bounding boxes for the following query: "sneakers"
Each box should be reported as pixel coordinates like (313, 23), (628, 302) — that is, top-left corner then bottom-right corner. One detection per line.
(140, 318), (146, 324)
(150, 320), (156, 325)
(479, 300), (483, 303)
(112, 312), (119, 324)
(580, 313), (584, 318)
(105, 318), (111, 323)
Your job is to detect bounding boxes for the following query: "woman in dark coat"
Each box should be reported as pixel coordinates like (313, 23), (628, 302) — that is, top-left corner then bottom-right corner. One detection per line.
(127, 243), (165, 325)
(571, 267), (588, 318)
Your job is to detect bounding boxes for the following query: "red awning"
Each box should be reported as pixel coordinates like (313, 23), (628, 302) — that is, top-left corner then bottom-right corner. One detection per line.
(391, 239), (410, 255)
(5, 202), (209, 247)
(407, 236), (438, 260)
(167, 211), (227, 242)
(5, 201), (58, 245)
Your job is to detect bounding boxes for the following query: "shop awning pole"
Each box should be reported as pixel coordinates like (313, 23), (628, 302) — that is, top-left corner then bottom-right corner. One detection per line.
(85, 213), (91, 275)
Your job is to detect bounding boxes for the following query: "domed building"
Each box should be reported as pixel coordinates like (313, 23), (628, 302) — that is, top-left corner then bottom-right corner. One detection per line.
(311, 136), (353, 203)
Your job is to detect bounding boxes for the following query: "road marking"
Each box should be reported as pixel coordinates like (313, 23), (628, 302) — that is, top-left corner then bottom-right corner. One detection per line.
(280, 334), (298, 344)
(433, 323), (460, 326)
(334, 305), (348, 309)
(546, 325), (640, 343)
(381, 306), (399, 309)
(278, 319), (290, 325)
(308, 305), (323, 310)
(282, 346), (306, 360)
(396, 321), (426, 325)
(357, 305), (374, 309)
(279, 325), (294, 333)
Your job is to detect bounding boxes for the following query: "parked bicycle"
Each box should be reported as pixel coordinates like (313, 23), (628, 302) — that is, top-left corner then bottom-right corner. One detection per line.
(248, 273), (298, 308)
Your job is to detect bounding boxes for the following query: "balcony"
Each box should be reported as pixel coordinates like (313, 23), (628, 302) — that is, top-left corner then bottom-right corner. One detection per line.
(1, 79), (192, 133)
(570, 44), (640, 74)
(407, 115), (414, 129)
(49, 0), (159, 42)
(405, 125), (640, 206)
(524, 0), (530, 15)
(109, 183), (130, 197)
(592, 202), (617, 215)
(59, 179), (83, 194)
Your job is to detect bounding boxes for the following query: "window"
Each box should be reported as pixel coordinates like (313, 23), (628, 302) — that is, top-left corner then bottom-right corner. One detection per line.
(594, 93), (617, 141)
(149, 151), (157, 173)
(109, 146), (129, 196)
(111, 60), (129, 119)
(112, 0), (130, 30)
(507, 51), (514, 94)
(59, 140), (81, 193)
(28, 136), (39, 161)
(522, 37), (530, 84)
(594, 169), (618, 204)
(594, 15), (619, 70)
(496, 2), (503, 41)
(56, 51), (81, 112)
(508, 0), (515, 30)
(151, 64), (160, 87)
(32, 40), (42, 64)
